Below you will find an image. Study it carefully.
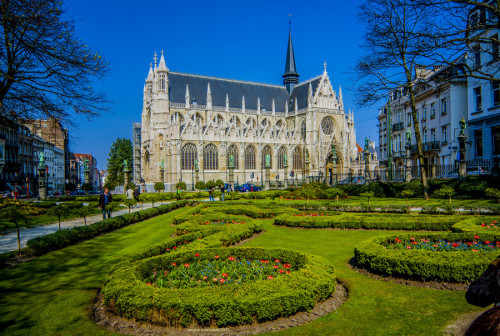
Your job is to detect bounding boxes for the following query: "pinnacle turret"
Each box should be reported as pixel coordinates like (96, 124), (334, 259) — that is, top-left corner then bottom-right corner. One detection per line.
(282, 22), (299, 94)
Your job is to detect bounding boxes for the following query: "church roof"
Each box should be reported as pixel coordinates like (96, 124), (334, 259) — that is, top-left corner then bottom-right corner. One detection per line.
(283, 29), (298, 76)
(168, 72), (290, 112)
(289, 76), (321, 110)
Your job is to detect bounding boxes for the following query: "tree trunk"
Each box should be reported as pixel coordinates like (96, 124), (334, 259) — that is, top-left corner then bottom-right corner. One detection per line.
(405, 72), (429, 200)
(16, 222), (21, 255)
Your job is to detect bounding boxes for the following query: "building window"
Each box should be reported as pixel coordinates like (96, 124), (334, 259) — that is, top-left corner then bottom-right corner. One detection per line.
(475, 130), (483, 157)
(423, 130), (427, 143)
(245, 145), (256, 170)
(441, 99), (447, 115)
(474, 45), (481, 69)
(492, 81), (500, 107)
(278, 146), (286, 169)
(407, 112), (412, 126)
(227, 144), (239, 169)
(430, 103), (436, 118)
(431, 128), (436, 142)
(422, 105), (427, 120)
(493, 126), (500, 155)
(492, 33), (499, 61)
(293, 146), (303, 170)
(203, 144), (218, 170)
(474, 86), (482, 111)
(442, 126), (448, 144)
(181, 143), (197, 170)
(261, 145), (272, 168)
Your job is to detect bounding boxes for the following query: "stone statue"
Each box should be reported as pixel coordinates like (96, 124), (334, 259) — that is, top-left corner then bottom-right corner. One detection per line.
(160, 159), (165, 169)
(460, 117), (466, 136)
(84, 158), (89, 170)
(38, 152), (45, 168)
(305, 152), (310, 163)
(229, 155), (234, 168)
(406, 129), (412, 143)
(265, 154), (271, 167)
(364, 137), (369, 151)
(123, 159), (128, 171)
(194, 158), (199, 170)
(284, 154), (287, 166)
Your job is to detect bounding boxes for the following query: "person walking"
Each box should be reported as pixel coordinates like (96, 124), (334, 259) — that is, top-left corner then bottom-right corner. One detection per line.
(208, 187), (214, 201)
(98, 188), (113, 219)
(126, 186), (134, 200)
(176, 187), (181, 201)
(220, 184), (226, 201)
(133, 187), (140, 208)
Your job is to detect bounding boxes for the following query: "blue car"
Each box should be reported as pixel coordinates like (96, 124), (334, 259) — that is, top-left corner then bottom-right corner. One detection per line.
(239, 183), (262, 192)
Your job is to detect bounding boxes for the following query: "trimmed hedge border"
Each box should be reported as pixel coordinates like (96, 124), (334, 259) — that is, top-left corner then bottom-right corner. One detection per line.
(26, 201), (195, 256)
(273, 213), (460, 231)
(452, 217), (500, 234)
(102, 247), (336, 328)
(353, 232), (500, 282)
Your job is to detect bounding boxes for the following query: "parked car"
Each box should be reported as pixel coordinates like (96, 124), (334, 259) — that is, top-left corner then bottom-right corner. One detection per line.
(239, 183), (262, 192)
(70, 190), (86, 196)
(337, 177), (352, 185)
(467, 166), (490, 176)
(337, 176), (366, 185)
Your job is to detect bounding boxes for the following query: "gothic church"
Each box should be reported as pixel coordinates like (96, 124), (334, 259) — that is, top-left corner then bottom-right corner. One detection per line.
(140, 28), (359, 188)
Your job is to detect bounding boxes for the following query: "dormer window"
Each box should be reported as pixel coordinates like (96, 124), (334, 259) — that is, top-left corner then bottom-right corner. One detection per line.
(191, 99), (197, 106)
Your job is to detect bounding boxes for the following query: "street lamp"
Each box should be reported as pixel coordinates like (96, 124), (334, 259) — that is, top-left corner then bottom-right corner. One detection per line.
(191, 165), (194, 191)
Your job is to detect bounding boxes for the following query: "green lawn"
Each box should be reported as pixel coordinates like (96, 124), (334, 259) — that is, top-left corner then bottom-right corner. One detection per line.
(0, 205), (485, 335)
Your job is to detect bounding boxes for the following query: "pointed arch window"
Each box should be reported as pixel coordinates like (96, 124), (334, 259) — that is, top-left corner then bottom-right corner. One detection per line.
(227, 144), (239, 169)
(181, 143), (197, 170)
(293, 146), (303, 170)
(278, 146), (286, 169)
(261, 145), (272, 168)
(203, 144), (219, 170)
(245, 145), (256, 170)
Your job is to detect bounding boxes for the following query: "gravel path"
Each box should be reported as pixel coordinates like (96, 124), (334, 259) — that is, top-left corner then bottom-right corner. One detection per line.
(0, 202), (162, 254)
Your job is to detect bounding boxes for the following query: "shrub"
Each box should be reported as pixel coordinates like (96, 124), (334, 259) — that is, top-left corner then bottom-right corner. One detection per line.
(154, 182), (165, 193)
(274, 213), (458, 231)
(354, 232), (500, 282)
(102, 247), (335, 328)
(432, 186), (455, 204)
(485, 188), (500, 204)
(215, 179), (224, 187)
(195, 181), (206, 191)
(176, 181), (187, 191)
(206, 180), (216, 189)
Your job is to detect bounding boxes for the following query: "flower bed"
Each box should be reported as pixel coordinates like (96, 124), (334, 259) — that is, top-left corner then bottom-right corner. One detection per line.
(452, 217), (500, 235)
(274, 213), (459, 231)
(102, 247), (336, 327)
(143, 253), (292, 288)
(354, 232), (500, 282)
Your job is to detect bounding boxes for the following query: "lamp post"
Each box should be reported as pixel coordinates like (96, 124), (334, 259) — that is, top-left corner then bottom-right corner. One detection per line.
(331, 143), (337, 185)
(191, 165), (194, 191)
(458, 117), (467, 178)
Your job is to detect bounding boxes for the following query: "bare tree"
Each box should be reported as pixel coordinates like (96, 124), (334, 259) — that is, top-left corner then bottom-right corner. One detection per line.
(355, 0), (450, 199)
(0, 0), (109, 124)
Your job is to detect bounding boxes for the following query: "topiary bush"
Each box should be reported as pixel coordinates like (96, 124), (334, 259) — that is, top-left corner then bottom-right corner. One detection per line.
(102, 247), (336, 328)
(354, 232), (500, 282)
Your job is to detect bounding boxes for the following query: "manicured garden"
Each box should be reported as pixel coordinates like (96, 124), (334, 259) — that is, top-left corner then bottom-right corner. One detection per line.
(1, 188), (498, 335)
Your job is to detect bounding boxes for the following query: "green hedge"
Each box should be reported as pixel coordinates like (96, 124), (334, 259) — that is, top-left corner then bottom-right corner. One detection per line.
(274, 213), (460, 231)
(283, 202), (410, 214)
(26, 201), (195, 256)
(452, 217), (500, 234)
(102, 247), (336, 327)
(199, 204), (297, 219)
(354, 232), (500, 282)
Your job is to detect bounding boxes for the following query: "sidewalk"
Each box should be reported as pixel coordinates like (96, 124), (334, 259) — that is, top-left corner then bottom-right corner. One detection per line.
(0, 202), (161, 254)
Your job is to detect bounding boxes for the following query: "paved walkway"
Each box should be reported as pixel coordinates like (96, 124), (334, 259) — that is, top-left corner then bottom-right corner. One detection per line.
(0, 202), (163, 254)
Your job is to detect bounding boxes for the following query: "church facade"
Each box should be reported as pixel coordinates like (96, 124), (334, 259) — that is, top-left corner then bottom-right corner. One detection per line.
(140, 30), (360, 188)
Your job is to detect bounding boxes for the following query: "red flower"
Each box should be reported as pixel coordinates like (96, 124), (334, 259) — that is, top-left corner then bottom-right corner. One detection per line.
(493, 221), (498, 224)
(467, 242), (473, 246)
(173, 246), (177, 249)
(275, 259), (281, 263)
(412, 241), (418, 245)
(406, 246), (411, 249)
(164, 271), (167, 275)
(213, 278), (218, 282)
(474, 235), (480, 240)
(452, 243), (459, 248)
(214, 255), (220, 259)
(472, 249), (478, 252)
(195, 253), (200, 257)
(184, 263), (190, 268)
(410, 237), (415, 241)
(166, 248), (170, 251)
(481, 223), (486, 227)
(172, 262), (176, 266)
(184, 241), (188, 243)
(222, 273), (229, 278)
(203, 276), (208, 280)
(279, 269), (284, 274)
(219, 279), (226, 284)
(286, 271), (290, 274)
(267, 276), (274, 280)
(228, 256), (235, 261)
(484, 241), (491, 245)
(433, 244), (438, 248)
(146, 282), (152, 286)
(274, 265), (279, 269)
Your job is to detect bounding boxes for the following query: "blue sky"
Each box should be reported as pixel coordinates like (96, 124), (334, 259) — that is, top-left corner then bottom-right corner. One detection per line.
(65, 0), (378, 170)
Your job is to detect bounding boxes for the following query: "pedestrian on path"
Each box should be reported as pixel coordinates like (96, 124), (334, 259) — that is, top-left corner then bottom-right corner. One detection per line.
(98, 188), (113, 219)
(208, 187), (214, 201)
(176, 187), (181, 201)
(133, 187), (140, 208)
(220, 185), (225, 201)
(126, 187), (134, 200)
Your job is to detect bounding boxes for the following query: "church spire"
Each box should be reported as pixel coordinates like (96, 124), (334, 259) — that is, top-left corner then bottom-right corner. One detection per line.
(282, 16), (299, 95)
